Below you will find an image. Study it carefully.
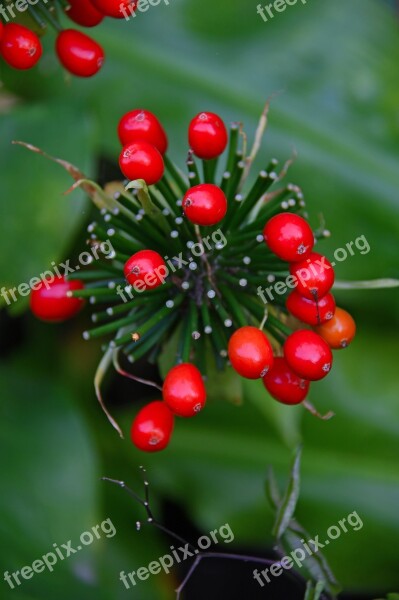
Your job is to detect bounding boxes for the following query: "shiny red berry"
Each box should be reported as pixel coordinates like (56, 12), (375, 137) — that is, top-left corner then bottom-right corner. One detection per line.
(131, 401), (174, 452)
(263, 212), (314, 262)
(163, 363), (206, 418)
(65, 0), (104, 27)
(0, 22), (4, 42)
(118, 109), (168, 154)
(56, 29), (104, 77)
(286, 290), (336, 326)
(182, 184), (227, 226)
(188, 112), (228, 160)
(228, 326), (274, 379)
(289, 252), (335, 300)
(0, 24), (42, 70)
(119, 141), (164, 185)
(90, 0), (137, 18)
(262, 357), (310, 405)
(284, 329), (333, 381)
(124, 250), (166, 290)
(30, 276), (84, 322)
(315, 307), (356, 349)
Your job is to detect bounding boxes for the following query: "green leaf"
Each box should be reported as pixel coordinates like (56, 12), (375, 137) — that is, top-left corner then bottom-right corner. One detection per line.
(304, 580), (325, 600)
(272, 446), (302, 539)
(281, 523), (341, 597)
(0, 103), (95, 312)
(265, 467), (281, 511)
(246, 378), (302, 448)
(0, 343), (173, 600)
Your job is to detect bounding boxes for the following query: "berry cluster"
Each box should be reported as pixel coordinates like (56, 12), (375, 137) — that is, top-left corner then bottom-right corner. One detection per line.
(0, 1), (136, 77)
(28, 107), (356, 451)
(132, 363), (206, 452)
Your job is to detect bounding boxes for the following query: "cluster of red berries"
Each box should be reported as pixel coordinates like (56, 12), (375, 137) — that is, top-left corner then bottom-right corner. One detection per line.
(28, 106), (356, 451)
(0, 0), (137, 77)
(132, 363), (206, 452)
(226, 213), (356, 406)
(119, 110), (229, 227)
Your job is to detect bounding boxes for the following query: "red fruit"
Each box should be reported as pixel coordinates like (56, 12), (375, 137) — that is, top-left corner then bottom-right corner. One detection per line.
(124, 250), (166, 290)
(182, 184), (227, 226)
(131, 401), (174, 452)
(262, 357), (310, 405)
(163, 363), (206, 417)
(188, 112), (228, 160)
(30, 276), (84, 322)
(286, 290), (336, 326)
(290, 252), (335, 300)
(90, 0), (137, 18)
(65, 0), (104, 27)
(315, 307), (356, 349)
(263, 213), (314, 262)
(284, 330), (333, 381)
(56, 29), (104, 77)
(118, 109), (168, 154)
(0, 24), (42, 70)
(228, 326), (274, 379)
(119, 141), (164, 185)
(0, 22), (4, 42)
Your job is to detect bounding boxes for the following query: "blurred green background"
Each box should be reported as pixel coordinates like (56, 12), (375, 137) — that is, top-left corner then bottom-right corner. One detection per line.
(1, 0), (398, 598)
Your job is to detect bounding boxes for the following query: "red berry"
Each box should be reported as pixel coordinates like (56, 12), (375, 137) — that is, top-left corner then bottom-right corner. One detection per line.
(182, 184), (227, 226)
(90, 0), (137, 18)
(119, 141), (164, 185)
(263, 213), (314, 262)
(131, 401), (174, 452)
(315, 307), (356, 349)
(124, 250), (166, 290)
(56, 29), (104, 77)
(0, 24), (42, 70)
(284, 329), (333, 381)
(228, 326), (274, 379)
(262, 357), (310, 405)
(65, 0), (104, 27)
(163, 363), (206, 418)
(289, 252), (335, 300)
(286, 290), (336, 326)
(188, 112), (228, 160)
(30, 276), (84, 322)
(118, 109), (168, 154)
(0, 22), (4, 42)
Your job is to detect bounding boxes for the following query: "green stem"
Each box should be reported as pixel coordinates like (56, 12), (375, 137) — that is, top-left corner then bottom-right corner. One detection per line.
(164, 154), (188, 194)
(186, 153), (202, 186)
(111, 295), (184, 347)
(202, 158), (218, 184)
(218, 283), (248, 328)
(34, 2), (62, 31)
(222, 123), (239, 182)
(126, 313), (179, 363)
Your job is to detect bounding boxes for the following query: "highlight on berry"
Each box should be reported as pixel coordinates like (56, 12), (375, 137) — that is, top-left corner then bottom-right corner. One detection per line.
(23, 104), (357, 451)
